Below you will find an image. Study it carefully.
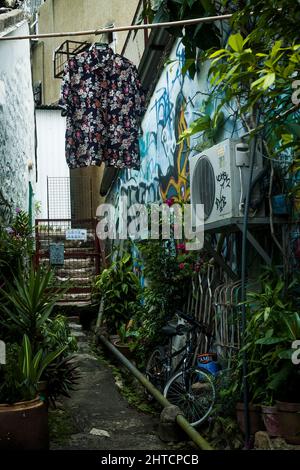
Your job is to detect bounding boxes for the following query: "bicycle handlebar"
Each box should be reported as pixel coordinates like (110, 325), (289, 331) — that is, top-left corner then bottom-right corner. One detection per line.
(175, 310), (214, 338)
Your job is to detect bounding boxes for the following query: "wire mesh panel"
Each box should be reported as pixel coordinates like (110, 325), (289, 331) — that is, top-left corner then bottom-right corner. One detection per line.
(47, 177), (71, 219)
(47, 176), (93, 222)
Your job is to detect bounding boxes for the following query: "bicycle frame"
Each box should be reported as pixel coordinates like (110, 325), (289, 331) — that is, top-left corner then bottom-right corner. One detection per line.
(163, 325), (198, 383)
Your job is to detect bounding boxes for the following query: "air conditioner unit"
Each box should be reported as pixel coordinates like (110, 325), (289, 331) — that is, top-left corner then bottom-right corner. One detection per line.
(189, 139), (264, 229)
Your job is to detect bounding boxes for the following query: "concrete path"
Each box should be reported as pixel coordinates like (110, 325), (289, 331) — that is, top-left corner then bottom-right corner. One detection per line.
(50, 321), (194, 451)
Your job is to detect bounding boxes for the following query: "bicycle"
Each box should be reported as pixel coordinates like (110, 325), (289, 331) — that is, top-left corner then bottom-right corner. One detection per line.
(145, 311), (216, 427)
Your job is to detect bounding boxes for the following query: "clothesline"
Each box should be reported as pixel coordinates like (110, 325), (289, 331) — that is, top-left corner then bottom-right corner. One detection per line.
(0, 14), (233, 41)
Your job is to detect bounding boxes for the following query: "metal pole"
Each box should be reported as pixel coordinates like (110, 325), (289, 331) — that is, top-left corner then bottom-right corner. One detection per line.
(240, 134), (258, 448)
(0, 14), (233, 42)
(99, 334), (214, 451)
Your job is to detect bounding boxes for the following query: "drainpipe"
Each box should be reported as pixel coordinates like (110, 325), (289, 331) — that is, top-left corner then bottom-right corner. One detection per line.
(99, 334), (214, 451)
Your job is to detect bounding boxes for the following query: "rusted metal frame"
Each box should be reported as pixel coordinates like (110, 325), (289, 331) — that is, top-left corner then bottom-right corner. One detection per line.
(203, 240), (239, 282)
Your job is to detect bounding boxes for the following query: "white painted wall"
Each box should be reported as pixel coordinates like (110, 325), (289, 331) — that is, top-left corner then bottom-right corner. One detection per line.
(0, 20), (35, 221)
(35, 109), (68, 219)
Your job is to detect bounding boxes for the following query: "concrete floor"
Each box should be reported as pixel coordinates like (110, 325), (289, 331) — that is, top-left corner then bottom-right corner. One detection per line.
(50, 323), (195, 451)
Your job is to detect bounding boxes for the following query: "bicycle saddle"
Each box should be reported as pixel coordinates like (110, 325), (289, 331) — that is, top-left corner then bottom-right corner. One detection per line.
(161, 324), (187, 336)
(161, 325), (178, 336)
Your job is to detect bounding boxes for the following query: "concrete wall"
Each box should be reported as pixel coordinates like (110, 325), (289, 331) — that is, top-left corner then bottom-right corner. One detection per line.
(32, 0), (140, 105)
(0, 14), (35, 222)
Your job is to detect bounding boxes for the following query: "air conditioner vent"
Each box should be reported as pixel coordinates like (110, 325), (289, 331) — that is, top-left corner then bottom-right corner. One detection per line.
(192, 156), (215, 220)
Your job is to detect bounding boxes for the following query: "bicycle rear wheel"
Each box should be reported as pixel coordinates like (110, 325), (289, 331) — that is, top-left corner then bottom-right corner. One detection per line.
(145, 346), (167, 399)
(163, 367), (215, 426)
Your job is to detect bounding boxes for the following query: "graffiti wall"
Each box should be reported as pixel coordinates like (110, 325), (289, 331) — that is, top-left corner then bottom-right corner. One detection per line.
(108, 40), (233, 210)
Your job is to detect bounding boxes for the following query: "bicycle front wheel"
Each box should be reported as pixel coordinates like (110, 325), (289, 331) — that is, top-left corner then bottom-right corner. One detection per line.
(145, 346), (166, 397)
(163, 367), (215, 426)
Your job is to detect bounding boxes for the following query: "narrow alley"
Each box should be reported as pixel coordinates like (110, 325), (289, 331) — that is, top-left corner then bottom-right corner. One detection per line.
(0, 0), (300, 461)
(50, 319), (193, 451)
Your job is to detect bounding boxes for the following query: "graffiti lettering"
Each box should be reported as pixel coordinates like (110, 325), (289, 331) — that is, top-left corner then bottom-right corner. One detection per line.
(215, 195), (227, 213)
(216, 171), (231, 189)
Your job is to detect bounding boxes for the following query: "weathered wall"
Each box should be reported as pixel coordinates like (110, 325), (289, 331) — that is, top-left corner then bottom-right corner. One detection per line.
(109, 40), (236, 212)
(32, 0), (140, 105)
(0, 14), (35, 221)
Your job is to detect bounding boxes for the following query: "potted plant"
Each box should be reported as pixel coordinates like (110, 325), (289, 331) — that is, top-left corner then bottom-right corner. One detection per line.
(268, 312), (300, 443)
(239, 270), (300, 441)
(113, 321), (140, 359)
(94, 254), (141, 334)
(0, 264), (80, 448)
(0, 335), (66, 450)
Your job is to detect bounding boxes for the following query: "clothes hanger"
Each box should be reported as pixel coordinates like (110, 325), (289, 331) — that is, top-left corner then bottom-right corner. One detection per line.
(89, 41), (109, 51)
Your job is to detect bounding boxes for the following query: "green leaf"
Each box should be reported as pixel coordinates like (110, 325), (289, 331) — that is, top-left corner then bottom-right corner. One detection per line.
(228, 33), (244, 53)
(285, 123), (300, 138)
(209, 49), (228, 59)
(255, 337), (284, 345)
(251, 72), (275, 90)
(181, 58), (196, 76)
(270, 40), (282, 58)
(264, 306), (271, 322)
(278, 349), (294, 359)
(22, 334), (32, 378)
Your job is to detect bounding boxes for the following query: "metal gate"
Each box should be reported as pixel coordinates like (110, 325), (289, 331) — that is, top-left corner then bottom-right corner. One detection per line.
(35, 218), (104, 304)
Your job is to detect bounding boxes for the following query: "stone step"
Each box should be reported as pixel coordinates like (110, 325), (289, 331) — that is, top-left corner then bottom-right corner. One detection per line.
(38, 245), (95, 252)
(55, 302), (92, 308)
(62, 293), (92, 301)
(68, 322), (82, 331)
(56, 276), (92, 285)
(67, 316), (81, 324)
(55, 268), (96, 277)
(40, 258), (95, 268)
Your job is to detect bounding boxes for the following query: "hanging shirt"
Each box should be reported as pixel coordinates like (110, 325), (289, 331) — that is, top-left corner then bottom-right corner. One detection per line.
(59, 45), (146, 170)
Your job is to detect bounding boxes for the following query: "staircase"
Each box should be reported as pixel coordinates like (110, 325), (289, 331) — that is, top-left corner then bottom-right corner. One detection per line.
(36, 220), (102, 305)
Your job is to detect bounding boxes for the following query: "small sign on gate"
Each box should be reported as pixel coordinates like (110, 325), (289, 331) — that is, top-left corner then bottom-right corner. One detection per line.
(65, 229), (87, 241)
(49, 243), (64, 265)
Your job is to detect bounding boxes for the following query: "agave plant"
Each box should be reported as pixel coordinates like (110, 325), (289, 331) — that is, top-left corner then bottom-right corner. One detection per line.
(0, 334), (66, 404)
(0, 266), (66, 346)
(17, 334), (67, 400)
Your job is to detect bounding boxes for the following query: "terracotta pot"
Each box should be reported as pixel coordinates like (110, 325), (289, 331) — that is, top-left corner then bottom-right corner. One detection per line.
(0, 397), (49, 450)
(277, 401), (300, 413)
(113, 339), (132, 359)
(276, 401), (300, 444)
(236, 402), (264, 435)
(261, 405), (281, 437)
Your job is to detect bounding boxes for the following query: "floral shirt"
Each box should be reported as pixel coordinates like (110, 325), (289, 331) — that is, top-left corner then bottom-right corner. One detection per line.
(59, 46), (146, 169)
